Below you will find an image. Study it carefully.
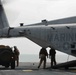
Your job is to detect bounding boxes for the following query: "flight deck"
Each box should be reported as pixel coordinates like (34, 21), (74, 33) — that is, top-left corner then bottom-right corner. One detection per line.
(0, 62), (76, 75)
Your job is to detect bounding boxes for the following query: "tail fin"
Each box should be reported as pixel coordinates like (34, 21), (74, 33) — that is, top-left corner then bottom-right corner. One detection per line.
(0, 1), (9, 29)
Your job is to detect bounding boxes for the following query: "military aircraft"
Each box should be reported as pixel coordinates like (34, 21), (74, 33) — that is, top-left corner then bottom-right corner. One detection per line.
(0, 0), (76, 68)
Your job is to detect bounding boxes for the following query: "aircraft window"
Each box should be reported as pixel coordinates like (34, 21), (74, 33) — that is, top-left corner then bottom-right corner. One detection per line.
(71, 44), (75, 48)
(51, 27), (55, 30)
(27, 29), (31, 34)
(66, 26), (70, 29)
(71, 50), (76, 54)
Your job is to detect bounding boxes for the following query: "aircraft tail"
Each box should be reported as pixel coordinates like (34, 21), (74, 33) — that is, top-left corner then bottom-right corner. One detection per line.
(0, 1), (9, 29)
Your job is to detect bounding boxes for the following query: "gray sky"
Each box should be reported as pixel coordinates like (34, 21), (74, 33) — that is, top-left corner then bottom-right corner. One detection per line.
(1, 0), (76, 54)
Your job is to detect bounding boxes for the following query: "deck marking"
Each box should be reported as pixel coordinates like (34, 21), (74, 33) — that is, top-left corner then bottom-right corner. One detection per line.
(23, 70), (33, 72)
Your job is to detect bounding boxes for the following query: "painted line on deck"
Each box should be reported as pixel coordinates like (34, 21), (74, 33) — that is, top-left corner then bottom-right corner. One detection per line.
(22, 70), (33, 72)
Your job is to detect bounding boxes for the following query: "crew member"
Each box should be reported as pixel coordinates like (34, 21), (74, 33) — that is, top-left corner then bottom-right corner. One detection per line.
(49, 48), (56, 68)
(38, 48), (48, 69)
(14, 46), (20, 67)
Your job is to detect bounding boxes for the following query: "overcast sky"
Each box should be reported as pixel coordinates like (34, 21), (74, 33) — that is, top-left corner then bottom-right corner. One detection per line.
(1, 0), (76, 54)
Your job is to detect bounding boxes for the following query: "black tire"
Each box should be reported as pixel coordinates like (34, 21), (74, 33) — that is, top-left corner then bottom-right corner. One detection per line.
(11, 60), (15, 69)
(5, 63), (9, 68)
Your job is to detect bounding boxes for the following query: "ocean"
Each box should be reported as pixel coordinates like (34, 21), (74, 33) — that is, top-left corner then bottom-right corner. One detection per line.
(19, 54), (76, 63)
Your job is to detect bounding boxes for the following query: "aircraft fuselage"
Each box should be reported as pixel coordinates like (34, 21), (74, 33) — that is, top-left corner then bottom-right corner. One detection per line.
(0, 24), (76, 56)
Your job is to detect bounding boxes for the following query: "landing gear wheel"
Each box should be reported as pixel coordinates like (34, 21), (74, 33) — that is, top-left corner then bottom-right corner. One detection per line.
(5, 63), (9, 68)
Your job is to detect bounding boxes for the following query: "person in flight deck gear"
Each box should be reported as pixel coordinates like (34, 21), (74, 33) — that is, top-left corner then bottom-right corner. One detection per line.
(38, 48), (48, 69)
(49, 48), (56, 68)
(14, 46), (20, 67)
